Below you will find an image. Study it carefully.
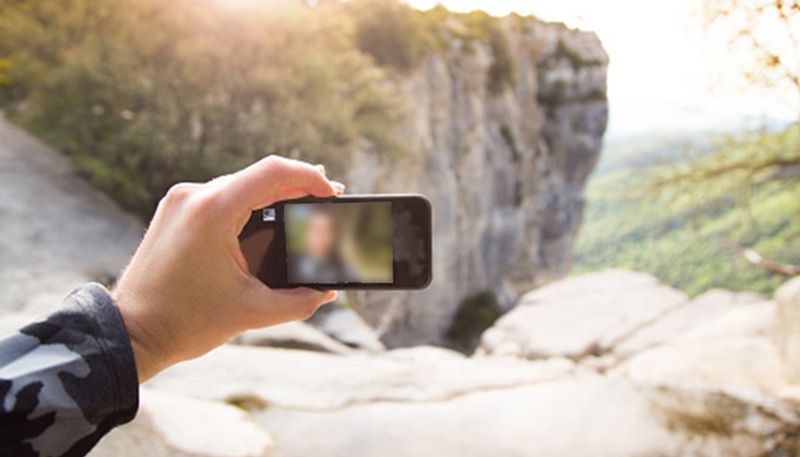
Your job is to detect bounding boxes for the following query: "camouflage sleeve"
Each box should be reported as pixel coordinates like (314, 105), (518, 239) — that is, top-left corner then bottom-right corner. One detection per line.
(0, 283), (139, 457)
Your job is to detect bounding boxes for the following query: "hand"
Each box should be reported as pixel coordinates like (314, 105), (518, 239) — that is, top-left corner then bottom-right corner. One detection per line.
(113, 156), (344, 382)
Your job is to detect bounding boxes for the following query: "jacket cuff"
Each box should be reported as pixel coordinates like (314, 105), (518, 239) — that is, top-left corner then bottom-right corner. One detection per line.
(68, 283), (140, 425)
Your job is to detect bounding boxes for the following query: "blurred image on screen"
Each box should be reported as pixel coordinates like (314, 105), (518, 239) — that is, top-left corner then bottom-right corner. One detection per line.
(286, 202), (393, 284)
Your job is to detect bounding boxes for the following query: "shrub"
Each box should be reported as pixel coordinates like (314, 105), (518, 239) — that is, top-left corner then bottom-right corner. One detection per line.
(350, 0), (430, 72)
(445, 289), (503, 353)
(458, 11), (515, 94)
(554, 39), (604, 70)
(486, 22), (515, 94)
(0, 0), (406, 218)
(500, 124), (520, 162)
(537, 80), (567, 116)
(0, 58), (11, 86)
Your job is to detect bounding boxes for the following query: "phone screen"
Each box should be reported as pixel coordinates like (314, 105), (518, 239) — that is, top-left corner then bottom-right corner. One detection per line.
(284, 202), (393, 284)
(239, 194), (431, 290)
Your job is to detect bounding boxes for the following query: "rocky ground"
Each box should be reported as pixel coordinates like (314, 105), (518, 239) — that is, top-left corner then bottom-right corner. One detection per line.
(81, 270), (800, 457)
(3, 115), (800, 456)
(18, 270), (786, 457)
(0, 114), (143, 313)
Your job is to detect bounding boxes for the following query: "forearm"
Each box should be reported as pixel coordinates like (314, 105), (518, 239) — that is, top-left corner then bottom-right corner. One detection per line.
(0, 283), (139, 457)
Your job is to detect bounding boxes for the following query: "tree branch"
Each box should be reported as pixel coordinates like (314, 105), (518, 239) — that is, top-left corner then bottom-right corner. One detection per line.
(740, 247), (800, 276)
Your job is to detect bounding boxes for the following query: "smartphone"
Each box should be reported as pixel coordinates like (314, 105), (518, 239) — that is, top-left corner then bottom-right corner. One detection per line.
(238, 194), (432, 290)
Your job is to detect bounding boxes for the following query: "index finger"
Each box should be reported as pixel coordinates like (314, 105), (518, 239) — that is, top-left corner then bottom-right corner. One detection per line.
(224, 155), (337, 211)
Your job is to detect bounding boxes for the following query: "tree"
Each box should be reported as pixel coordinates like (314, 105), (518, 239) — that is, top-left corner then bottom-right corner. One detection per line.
(0, 0), (407, 218)
(647, 0), (800, 277)
(706, 0), (800, 108)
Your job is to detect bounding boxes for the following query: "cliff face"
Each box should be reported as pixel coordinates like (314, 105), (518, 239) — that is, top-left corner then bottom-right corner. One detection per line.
(346, 17), (609, 347)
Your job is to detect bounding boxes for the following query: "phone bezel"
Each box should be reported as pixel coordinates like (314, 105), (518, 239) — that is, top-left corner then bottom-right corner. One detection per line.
(239, 194), (432, 290)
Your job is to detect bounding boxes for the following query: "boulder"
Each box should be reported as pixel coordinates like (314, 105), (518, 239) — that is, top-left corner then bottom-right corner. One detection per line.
(148, 345), (574, 410)
(383, 345), (466, 363)
(143, 313), (800, 457)
(674, 300), (774, 343)
(479, 270), (687, 360)
(232, 321), (354, 354)
(773, 276), (800, 383)
(254, 376), (800, 457)
(308, 305), (385, 352)
(90, 389), (272, 457)
(614, 289), (766, 355)
(614, 337), (787, 391)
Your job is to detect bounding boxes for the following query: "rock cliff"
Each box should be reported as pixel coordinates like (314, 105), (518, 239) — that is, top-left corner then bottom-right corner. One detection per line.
(346, 17), (609, 347)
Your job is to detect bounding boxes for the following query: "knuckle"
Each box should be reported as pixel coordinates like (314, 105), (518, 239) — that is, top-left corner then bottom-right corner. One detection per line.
(261, 154), (281, 169)
(262, 154), (295, 173)
(161, 183), (224, 219)
(162, 182), (197, 206)
(185, 188), (223, 217)
(299, 301), (319, 320)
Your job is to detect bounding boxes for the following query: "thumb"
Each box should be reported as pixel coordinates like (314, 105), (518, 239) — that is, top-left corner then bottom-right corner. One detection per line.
(243, 282), (337, 327)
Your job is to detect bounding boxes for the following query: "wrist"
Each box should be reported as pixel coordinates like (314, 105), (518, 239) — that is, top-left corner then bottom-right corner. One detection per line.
(113, 288), (172, 382)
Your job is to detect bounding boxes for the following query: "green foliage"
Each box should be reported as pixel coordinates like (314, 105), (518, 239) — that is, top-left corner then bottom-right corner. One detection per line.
(453, 11), (515, 94)
(445, 290), (503, 353)
(499, 124), (520, 162)
(0, 0), (529, 218)
(486, 22), (515, 94)
(0, 58), (11, 86)
(499, 124), (524, 206)
(537, 80), (566, 114)
(553, 39), (603, 70)
(349, 0), (430, 72)
(585, 88), (608, 102)
(573, 127), (800, 296)
(0, 0), (407, 217)
(350, 4), (516, 93)
(500, 125), (523, 206)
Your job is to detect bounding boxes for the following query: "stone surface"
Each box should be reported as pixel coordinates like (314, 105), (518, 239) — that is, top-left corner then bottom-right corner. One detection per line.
(614, 337), (787, 391)
(140, 267), (800, 457)
(383, 345), (466, 362)
(308, 305), (385, 352)
(145, 340), (800, 457)
(773, 276), (800, 383)
(90, 390), (272, 457)
(148, 345), (574, 410)
(674, 300), (775, 343)
(478, 270), (687, 359)
(614, 289), (765, 355)
(255, 376), (800, 457)
(346, 19), (609, 347)
(0, 114), (143, 312)
(232, 321), (354, 354)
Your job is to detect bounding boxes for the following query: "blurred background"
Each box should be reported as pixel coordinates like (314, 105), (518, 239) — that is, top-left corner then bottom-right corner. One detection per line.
(285, 202), (394, 283)
(0, 0), (799, 455)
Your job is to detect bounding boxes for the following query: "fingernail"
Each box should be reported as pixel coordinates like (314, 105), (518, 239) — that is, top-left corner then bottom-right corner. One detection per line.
(315, 164), (326, 175)
(323, 291), (337, 303)
(331, 181), (346, 194)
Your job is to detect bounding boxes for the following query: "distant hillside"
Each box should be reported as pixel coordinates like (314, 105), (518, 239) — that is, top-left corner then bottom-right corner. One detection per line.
(593, 131), (716, 177)
(572, 128), (800, 296)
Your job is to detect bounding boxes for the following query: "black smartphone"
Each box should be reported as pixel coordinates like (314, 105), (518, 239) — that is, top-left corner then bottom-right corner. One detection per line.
(239, 194), (432, 290)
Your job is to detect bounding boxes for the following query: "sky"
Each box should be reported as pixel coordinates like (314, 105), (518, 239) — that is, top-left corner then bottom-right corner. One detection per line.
(406, 0), (798, 138)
